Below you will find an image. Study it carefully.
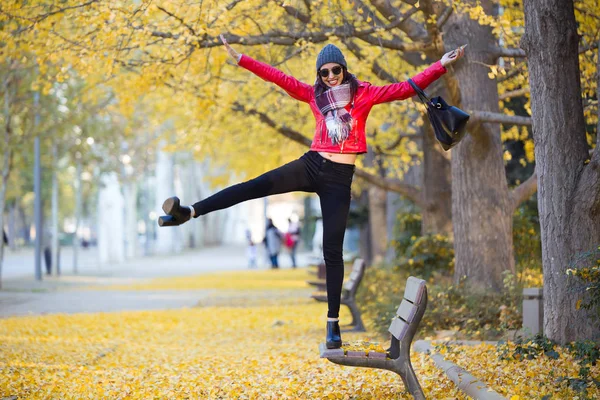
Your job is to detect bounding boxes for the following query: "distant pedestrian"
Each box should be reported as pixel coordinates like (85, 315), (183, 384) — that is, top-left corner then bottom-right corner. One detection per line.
(285, 218), (301, 268)
(264, 218), (283, 269)
(41, 229), (52, 275)
(246, 229), (257, 268)
(2, 228), (7, 245)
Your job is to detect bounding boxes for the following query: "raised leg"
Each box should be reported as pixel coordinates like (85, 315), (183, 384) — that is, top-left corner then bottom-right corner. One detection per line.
(192, 157), (314, 217)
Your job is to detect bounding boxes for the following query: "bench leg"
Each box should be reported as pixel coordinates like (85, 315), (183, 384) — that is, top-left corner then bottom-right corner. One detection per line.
(393, 356), (425, 400)
(387, 336), (400, 359)
(343, 300), (366, 332)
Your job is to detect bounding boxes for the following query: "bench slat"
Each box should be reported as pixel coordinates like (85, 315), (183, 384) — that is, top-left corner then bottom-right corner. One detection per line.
(396, 299), (419, 323)
(388, 317), (409, 340)
(342, 259), (365, 291)
(404, 277), (426, 304)
(343, 280), (354, 291)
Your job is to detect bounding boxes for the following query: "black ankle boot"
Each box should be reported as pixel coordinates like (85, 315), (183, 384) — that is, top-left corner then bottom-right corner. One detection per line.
(326, 320), (342, 349)
(162, 197), (191, 220)
(159, 197), (191, 227)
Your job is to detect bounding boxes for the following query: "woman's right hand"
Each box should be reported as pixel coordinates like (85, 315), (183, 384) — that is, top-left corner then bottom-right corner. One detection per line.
(220, 34), (241, 62)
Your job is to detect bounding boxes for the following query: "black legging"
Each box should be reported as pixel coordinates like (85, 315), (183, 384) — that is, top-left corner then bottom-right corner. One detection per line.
(192, 151), (355, 318)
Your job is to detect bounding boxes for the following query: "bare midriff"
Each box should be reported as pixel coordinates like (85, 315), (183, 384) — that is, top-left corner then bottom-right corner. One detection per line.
(318, 152), (357, 165)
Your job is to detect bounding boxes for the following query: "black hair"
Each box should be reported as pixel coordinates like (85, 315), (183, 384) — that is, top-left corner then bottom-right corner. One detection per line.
(314, 66), (358, 100)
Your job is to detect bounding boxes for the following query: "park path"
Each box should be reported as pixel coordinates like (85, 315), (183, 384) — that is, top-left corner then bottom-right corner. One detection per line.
(0, 244), (311, 317)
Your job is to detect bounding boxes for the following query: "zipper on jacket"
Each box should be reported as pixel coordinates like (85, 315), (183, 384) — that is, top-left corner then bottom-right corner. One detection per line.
(320, 120), (325, 144)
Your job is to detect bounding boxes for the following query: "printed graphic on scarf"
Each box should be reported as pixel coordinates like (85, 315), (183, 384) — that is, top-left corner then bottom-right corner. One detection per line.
(316, 84), (354, 144)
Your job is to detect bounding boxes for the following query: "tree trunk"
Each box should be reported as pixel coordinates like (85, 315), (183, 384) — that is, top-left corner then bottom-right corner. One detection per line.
(364, 149), (388, 264)
(368, 185), (387, 264)
(123, 182), (138, 259)
(51, 142), (59, 275)
(421, 120), (452, 236)
(445, 0), (515, 290)
(522, 0), (600, 343)
(8, 202), (17, 250)
(357, 190), (372, 265)
(0, 78), (13, 288)
(0, 152), (8, 289)
(73, 159), (82, 274)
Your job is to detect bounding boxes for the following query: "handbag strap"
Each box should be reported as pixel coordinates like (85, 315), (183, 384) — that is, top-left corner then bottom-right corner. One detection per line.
(408, 79), (432, 106)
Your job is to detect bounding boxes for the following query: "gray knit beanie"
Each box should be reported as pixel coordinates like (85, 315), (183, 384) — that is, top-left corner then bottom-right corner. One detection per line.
(316, 44), (347, 71)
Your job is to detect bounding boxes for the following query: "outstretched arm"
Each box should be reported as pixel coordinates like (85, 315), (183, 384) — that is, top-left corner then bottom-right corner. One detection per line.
(220, 34), (313, 103)
(368, 45), (467, 105)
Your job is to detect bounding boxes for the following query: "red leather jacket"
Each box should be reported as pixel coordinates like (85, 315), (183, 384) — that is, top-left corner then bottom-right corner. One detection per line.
(238, 54), (447, 154)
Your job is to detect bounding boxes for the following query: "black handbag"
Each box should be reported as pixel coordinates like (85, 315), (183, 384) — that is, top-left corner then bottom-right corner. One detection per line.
(408, 79), (470, 151)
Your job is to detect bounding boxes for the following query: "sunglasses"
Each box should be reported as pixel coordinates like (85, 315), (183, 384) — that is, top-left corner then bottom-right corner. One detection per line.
(319, 66), (343, 78)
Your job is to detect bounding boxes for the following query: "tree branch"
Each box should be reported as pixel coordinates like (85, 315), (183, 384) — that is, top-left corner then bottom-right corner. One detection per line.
(275, 1), (310, 23)
(156, 5), (197, 36)
(368, 0), (428, 41)
(491, 46), (527, 59)
(353, 168), (422, 204)
(437, 6), (453, 29)
(350, 0), (427, 65)
(342, 39), (397, 82)
(356, 34), (433, 52)
(197, 18), (430, 51)
(499, 87), (529, 100)
(232, 102), (312, 146)
(0, 0), (100, 23)
(510, 169), (537, 211)
(494, 41), (598, 60)
(232, 102), (423, 205)
(470, 111), (532, 126)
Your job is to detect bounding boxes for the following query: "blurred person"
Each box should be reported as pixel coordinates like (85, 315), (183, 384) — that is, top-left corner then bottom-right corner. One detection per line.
(159, 36), (464, 349)
(284, 217), (301, 268)
(263, 218), (283, 269)
(246, 228), (257, 268)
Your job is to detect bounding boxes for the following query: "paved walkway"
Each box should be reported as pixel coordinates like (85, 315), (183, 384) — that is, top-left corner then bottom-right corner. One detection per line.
(0, 245), (313, 318)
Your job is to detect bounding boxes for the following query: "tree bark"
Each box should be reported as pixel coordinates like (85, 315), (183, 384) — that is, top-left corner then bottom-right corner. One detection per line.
(73, 159), (82, 274)
(357, 190), (372, 264)
(522, 0), (600, 343)
(445, 0), (515, 290)
(421, 120), (452, 235)
(51, 142), (59, 275)
(363, 149), (388, 264)
(0, 77), (14, 289)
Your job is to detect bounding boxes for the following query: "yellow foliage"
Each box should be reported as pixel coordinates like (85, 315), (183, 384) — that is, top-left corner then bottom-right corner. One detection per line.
(1, 269), (596, 398)
(0, 271), (467, 399)
(3, 0), (598, 180)
(436, 342), (600, 398)
(97, 268), (312, 291)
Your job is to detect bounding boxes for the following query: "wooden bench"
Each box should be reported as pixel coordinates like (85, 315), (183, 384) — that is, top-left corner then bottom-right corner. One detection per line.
(319, 276), (428, 400)
(311, 258), (366, 332)
(306, 261), (327, 291)
(307, 261), (326, 278)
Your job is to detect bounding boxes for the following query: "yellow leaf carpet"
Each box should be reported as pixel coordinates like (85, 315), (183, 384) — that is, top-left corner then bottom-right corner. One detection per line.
(1, 269), (596, 399)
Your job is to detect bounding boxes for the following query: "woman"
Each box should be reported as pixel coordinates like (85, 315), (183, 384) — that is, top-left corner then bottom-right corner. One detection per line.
(161, 36), (465, 349)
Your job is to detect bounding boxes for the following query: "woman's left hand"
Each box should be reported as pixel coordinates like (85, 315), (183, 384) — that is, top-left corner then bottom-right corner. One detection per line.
(441, 44), (467, 67)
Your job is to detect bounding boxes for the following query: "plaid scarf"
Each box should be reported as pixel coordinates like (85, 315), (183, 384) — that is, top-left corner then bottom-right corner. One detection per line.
(315, 83), (353, 145)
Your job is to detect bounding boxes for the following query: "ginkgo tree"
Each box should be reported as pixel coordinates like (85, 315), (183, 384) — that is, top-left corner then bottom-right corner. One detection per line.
(2, 1), (598, 298)
(0, 50), (145, 285)
(522, 0), (599, 343)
